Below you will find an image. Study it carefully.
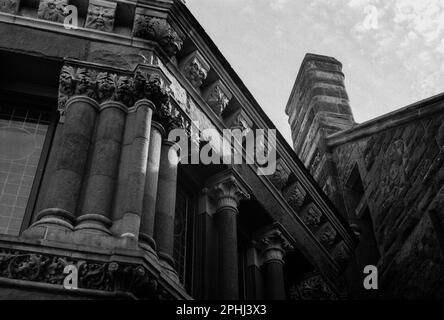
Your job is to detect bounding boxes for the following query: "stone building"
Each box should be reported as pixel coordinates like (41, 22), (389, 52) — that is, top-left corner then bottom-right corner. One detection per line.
(286, 53), (444, 298)
(0, 1), (357, 299)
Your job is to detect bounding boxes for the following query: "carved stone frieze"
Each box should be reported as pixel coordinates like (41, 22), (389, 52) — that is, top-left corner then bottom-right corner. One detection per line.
(37, 0), (67, 23)
(202, 80), (232, 116)
(289, 273), (337, 300)
(58, 64), (170, 112)
(179, 51), (210, 88)
(85, 0), (116, 32)
(133, 9), (184, 56)
(0, 248), (173, 299)
(0, 0), (20, 14)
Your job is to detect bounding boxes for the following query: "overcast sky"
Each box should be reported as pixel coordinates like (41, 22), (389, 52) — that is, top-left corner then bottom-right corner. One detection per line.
(186, 0), (444, 143)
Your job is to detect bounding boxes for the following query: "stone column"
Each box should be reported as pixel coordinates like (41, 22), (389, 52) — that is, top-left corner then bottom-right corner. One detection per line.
(256, 229), (293, 300)
(114, 99), (155, 239)
(139, 121), (165, 254)
(206, 171), (250, 300)
(76, 101), (127, 235)
(153, 140), (180, 278)
(28, 95), (99, 233)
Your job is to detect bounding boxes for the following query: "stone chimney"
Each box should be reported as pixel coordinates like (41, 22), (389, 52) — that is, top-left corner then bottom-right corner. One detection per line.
(285, 53), (355, 215)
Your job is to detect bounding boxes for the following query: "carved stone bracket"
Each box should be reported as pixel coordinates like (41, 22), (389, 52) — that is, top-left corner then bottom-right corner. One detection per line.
(269, 158), (291, 190)
(331, 241), (350, 268)
(283, 181), (307, 211)
(0, 248), (174, 300)
(202, 80), (232, 117)
(133, 8), (184, 57)
(85, 0), (116, 32)
(0, 0), (20, 14)
(316, 222), (337, 248)
(179, 51), (210, 88)
(300, 203), (323, 230)
(37, 0), (67, 23)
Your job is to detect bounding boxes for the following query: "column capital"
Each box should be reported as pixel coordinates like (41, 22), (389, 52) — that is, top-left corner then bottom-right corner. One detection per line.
(58, 63), (170, 113)
(204, 169), (250, 213)
(254, 226), (294, 265)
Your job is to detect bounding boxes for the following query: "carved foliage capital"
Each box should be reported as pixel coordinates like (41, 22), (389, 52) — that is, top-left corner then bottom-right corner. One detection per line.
(255, 229), (293, 263)
(206, 175), (250, 211)
(58, 65), (171, 111)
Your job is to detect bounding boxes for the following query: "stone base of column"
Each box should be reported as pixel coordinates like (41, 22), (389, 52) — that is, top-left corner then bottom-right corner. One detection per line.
(158, 252), (180, 283)
(139, 232), (158, 258)
(22, 208), (76, 240)
(75, 214), (112, 235)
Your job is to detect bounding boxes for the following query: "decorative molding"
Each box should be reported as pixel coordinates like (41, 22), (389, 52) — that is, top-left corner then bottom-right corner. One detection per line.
(179, 51), (210, 88)
(202, 80), (232, 117)
(0, 0), (19, 14)
(37, 0), (67, 23)
(0, 249), (173, 299)
(133, 8), (184, 57)
(85, 0), (116, 33)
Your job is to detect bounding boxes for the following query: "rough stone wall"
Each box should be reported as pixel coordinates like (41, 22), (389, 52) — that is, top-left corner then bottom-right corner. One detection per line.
(331, 109), (444, 298)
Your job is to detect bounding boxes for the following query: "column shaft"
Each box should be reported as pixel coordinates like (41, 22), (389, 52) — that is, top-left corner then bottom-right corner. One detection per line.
(77, 101), (126, 234)
(139, 122), (165, 251)
(30, 96), (98, 230)
(113, 99), (155, 238)
(153, 140), (180, 271)
(263, 260), (286, 300)
(215, 207), (240, 300)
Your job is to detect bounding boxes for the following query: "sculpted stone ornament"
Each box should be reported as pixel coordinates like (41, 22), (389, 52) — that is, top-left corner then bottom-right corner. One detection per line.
(317, 223), (337, 247)
(269, 159), (290, 190)
(0, 248), (172, 299)
(331, 241), (350, 268)
(206, 171), (250, 212)
(133, 9), (184, 56)
(255, 228), (293, 264)
(37, 0), (67, 23)
(301, 204), (323, 229)
(283, 181), (307, 210)
(179, 51), (210, 88)
(0, 0), (20, 14)
(289, 273), (337, 300)
(85, 0), (116, 32)
(58, 64), (170, 112)
(203, 80), (232, 116)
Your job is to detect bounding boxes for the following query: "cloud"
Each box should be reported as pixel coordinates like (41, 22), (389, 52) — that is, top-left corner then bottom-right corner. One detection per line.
(270, 0), (289, 11)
